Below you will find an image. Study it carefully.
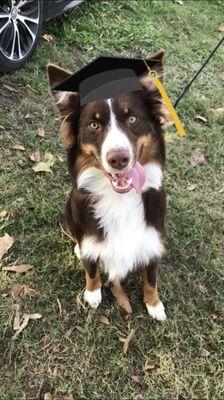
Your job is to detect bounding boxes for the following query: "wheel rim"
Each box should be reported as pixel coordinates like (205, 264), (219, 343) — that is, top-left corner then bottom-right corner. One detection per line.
(0, 0), (40, 62)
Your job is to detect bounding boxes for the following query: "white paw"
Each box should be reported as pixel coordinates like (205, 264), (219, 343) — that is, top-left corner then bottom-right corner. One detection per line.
(146, 301), (167, 321)
(84, 288), (102, 309)
(74, 243), (81, 259)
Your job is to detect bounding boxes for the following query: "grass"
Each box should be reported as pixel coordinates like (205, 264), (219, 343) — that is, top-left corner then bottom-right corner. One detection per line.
(0, 0), (224, 399)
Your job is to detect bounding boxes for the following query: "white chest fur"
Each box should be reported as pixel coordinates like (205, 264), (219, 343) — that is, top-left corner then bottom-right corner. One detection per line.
(78, 166), (164, 281)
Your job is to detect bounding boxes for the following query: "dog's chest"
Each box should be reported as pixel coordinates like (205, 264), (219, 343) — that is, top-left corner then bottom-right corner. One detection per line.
(81, 190), (163, 280)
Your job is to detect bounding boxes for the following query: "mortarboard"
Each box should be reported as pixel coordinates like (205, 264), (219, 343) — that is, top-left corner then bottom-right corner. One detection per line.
(53, 56), (161, 106)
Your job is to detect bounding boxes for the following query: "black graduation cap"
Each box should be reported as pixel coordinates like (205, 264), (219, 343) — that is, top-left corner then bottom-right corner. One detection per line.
(53, 56), (159, 106)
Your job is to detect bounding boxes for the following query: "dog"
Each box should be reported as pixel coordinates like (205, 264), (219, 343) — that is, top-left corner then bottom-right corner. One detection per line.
(47, 50), (167, 321)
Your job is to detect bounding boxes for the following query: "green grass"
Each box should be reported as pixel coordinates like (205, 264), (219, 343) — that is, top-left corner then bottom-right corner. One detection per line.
(0, 0), (224, 399)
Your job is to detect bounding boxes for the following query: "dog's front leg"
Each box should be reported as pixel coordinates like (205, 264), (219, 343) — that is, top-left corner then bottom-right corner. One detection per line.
(83, 259), (102, 309)
(143, 260), (166, 321)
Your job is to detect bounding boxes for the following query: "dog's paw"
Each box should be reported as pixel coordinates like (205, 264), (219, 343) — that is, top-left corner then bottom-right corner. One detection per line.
(146, 301), (166, 321)
(84, 288), (102, 309)
(74, 243), (81, 259)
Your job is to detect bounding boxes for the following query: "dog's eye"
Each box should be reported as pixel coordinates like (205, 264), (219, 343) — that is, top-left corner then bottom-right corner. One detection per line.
(89, 121), (100, 131)
(128, 115), (137, 124)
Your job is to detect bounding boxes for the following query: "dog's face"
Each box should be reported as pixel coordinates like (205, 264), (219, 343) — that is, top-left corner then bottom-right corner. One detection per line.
(47, 51), (166, 192)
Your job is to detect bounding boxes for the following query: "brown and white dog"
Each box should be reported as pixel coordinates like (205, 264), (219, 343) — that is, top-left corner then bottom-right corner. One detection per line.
(47, 50), (167, 321)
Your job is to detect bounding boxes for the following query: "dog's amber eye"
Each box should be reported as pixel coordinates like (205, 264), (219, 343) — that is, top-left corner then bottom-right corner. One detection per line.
(128, 115), (137, 124)
(89, 121), (100, 131)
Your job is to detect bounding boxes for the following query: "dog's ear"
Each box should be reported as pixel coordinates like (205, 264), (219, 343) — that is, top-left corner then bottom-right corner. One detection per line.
(139, 50), (169, 125)
(139, 50), (164, 93)
(47, 64), (80, 148)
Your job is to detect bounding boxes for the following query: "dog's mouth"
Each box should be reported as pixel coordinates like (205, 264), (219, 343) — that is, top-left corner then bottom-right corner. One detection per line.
(105, 162), (146, 194)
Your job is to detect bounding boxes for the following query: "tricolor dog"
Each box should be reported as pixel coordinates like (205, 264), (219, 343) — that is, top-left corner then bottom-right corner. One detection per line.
(47, 51), (167, 321)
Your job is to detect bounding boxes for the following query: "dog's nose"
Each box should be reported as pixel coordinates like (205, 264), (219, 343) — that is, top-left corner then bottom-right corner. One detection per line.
(107, 149), (130, 170)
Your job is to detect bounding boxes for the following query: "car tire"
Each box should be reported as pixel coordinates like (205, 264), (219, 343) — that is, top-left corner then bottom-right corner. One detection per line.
(0, 0), (45, 73)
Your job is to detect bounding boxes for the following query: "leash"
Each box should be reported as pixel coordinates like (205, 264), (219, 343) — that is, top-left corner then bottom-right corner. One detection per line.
(174, 36), (224, 108)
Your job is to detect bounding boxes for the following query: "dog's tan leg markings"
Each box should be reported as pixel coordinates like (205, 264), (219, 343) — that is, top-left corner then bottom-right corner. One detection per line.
(110, 277), (132, 314)
(83, 261), (102, 309)
(143, 262), (166, 321)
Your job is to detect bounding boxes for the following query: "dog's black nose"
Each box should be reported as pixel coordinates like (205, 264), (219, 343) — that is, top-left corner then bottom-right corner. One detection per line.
(107, 149), (130, 170)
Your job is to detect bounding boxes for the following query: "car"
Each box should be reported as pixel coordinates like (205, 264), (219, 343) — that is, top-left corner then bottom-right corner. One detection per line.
(0, 0), (84, 72)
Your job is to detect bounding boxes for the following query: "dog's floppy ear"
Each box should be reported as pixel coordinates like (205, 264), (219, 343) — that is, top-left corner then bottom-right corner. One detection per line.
(47, 64), (80, 148)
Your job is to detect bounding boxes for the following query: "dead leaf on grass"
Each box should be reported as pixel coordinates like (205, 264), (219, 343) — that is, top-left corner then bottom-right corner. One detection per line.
(37, 128), (46, 137)
(123, 329), (135, 355)
(187, 183), (197, 191)
(0, 125), (5, 129)
(29, 149), (41, 162)
(12, 284), (24, 300)
(144, 362), (156, 371)
(12, 313), (42, 339)
(42, 34), (55, 42)
(65, 326), (75, 337)
(2, 264), (32, 273)
(13, 304), (20, 330)
(212, 107), (224, 116)
(0, 210), (7, 217)
(12, 144), (25, 151)
(188, 152), (206, 167)
(173, 0), (183, 4)
(0, 233), (14, 261)
(3, 84), (19, 93)
(33, 152), (55, 173)
(194, 114), (207, 123)
(130, 374), (142, 384)
(98, 315), (110, 325)
(12, 284), (39, 300)
(200, 348), (210, 357)
(218, 26), (224, 32)
(44, 394), (53, 400)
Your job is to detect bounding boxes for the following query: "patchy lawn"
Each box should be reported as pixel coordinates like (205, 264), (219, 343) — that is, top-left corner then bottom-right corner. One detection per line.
(0, 1), (223, 399)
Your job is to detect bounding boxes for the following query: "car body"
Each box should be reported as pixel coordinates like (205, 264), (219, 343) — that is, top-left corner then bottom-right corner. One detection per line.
(0, 0), (84, 72)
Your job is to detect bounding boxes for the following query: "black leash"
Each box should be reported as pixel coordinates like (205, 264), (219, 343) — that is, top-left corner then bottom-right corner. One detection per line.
(174, 36), (224, 108)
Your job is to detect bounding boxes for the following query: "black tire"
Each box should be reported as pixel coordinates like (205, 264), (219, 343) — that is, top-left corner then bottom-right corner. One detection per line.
(0, 0), (44, 73)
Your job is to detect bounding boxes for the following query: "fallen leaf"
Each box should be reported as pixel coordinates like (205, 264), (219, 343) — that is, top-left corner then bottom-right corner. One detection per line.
(123, 329), (135, 355)
(0, 210), (7, 217)
(194, 114), (207, 123)
(13, 304), (20, 330)
(13, 313), (42, 339)
(3, 84), (18, 93)
(18, 159), (25, 167)
(98, 315), (110, 325)
(2, 264), (32, 273)
(0, 125), (5, 129)
(218, 26), (224, 32)
(12, 313), (30, 339)
(44, 394), (53, 400)
(12, 144), (25, 151)
(200, 348), (210, 357)
(12, 284), (24, 300)
(42, 34), (55, 42)
(188, 152), (205, 167)
(187, 183), (197, 191)
(144, 362), (156, 371)
(135, 395), (144, 400)
(212, 107), (224, 116)
(130, 374), (142, 384)
(65, 326), (75, 337)
(10, 210), (21, 219)
(173, 0), (183, 4)
(0, 233), (14, 261)
(156, 368), (163, 374)
(29, 149), (41, 162)
(37, 128), (46, 137)
(23, 286), (39, 298)
(33, 152), (55, 174)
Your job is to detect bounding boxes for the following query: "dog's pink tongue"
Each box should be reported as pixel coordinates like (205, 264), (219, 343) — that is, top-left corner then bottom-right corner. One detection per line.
(126, 162), (146, 193)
